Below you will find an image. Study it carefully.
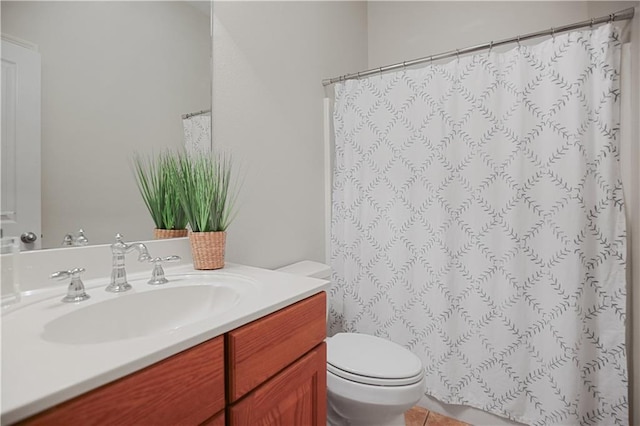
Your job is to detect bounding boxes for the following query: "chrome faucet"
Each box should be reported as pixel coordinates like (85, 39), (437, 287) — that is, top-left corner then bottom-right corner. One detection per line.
(106, 234), (151, 293)
(51, 267), (90, 303)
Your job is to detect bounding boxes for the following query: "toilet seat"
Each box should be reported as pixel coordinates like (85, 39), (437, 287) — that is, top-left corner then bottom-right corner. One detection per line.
(327, 333), (424, 386)
(327, 363), (424, 386)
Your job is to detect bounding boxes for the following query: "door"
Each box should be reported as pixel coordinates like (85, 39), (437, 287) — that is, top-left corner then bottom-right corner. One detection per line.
(1, 37), (41, 250)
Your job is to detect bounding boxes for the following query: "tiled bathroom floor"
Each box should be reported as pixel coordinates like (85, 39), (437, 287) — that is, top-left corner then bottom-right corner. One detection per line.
(405, 406), (469, 426)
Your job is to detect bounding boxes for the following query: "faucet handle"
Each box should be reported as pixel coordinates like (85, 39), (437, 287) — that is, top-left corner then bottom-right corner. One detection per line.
(50, 267), (85, 280)
(147, 255), (181, 285)
(61, 234), (74, 246)
(51, 267), (90, 303)
(61, 229), (89, 247)
(75, 229), (89, 246)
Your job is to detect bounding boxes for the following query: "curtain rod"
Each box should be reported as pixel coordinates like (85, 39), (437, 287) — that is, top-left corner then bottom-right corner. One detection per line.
(322, 7), (635, 87)
(182, 109), (211, 119)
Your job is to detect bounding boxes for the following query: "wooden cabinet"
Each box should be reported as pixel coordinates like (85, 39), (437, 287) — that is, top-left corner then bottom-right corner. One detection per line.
(20, 336), (225, 426)
(17, 292), (327, 426)
(201, 410), (225, 426)
(228, 344), (326, 426)
(227, 291), (326, 402)
(228, 292), (326, 426)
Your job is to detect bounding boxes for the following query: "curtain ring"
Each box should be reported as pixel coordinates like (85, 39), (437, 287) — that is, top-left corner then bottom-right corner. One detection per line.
(456, 49), (460, 61)
(590, 18), (595, 28)
(379, 67), (383, 77)
(430, 56), (434, 66)
(517, 35), (521, 47)
(609, 13), (614, 23)
(403, 61), (407, 71)
(488, 41), (493, 54)
(551, 27), (555, 40)
(356, 72), (361, 80)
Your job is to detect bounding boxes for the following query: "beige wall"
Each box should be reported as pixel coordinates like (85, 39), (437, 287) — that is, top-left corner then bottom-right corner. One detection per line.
(1, 1), (210, 248)
(212, 1), (368, 269)
(366, 2), (639, 425)
(368, 1), (637, 68)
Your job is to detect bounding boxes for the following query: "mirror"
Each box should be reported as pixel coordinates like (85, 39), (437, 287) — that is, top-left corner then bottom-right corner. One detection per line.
(1, 1), (212, 250)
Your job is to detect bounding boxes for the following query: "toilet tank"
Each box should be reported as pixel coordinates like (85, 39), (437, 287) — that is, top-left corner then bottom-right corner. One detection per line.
(276, 261), (331, 319)
(276, 260), (331, 280)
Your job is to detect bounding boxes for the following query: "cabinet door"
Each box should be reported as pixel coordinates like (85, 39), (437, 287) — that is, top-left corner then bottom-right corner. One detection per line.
(229, 343), (326, 426)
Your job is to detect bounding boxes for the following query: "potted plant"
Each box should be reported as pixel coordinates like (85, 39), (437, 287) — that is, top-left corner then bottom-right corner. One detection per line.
(176, 151), (238, 270)
(133, 151), (188, 239)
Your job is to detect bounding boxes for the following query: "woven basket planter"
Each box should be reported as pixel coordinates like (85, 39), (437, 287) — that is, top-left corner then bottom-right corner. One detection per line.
(154, 228), (188, 239)
(189, 231), (226, 270)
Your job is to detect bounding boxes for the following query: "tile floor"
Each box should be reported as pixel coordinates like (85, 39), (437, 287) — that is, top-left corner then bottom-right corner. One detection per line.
(405, 406), (469, 426)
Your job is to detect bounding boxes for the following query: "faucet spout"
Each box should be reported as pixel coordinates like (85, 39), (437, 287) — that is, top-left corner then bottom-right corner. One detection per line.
(106, 234), (150, 293)
(130, 242), (151, 262)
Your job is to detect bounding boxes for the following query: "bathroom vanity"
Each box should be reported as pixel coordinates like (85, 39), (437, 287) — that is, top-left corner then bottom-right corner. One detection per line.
(18, 293), (326, 425)
(1, 239), (329, 425)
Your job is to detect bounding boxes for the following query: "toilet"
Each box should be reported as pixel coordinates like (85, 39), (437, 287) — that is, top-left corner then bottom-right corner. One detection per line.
(276, 261), (426, 426)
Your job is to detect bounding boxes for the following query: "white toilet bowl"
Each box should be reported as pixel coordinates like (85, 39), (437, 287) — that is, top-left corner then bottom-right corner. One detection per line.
(276, 261), (426, 426)
(326, 332), (426, 426)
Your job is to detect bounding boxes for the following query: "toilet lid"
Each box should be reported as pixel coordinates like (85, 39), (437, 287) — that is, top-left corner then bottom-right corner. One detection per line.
(327, 333), (424, 386)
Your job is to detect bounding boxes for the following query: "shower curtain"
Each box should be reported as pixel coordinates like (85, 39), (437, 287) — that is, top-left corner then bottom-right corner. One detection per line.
(183, 114), (212, 155)
(330, 24), (627, 425)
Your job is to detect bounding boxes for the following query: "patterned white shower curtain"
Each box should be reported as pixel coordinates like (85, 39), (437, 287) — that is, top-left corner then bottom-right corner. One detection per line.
(183, 114), (212, 155)
(330, 24), (627, 425)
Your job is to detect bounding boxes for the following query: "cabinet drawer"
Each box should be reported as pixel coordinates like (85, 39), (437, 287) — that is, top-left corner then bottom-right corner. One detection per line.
(21, 336), (225, 426)
(227, 292), (326, 402)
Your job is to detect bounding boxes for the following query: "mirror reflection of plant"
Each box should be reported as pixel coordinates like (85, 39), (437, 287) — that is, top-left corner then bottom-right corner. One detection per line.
(176, 151), (239, 233)
(133, 151), (187, 231)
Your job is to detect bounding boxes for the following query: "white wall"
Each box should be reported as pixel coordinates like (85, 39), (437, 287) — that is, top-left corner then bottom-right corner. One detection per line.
(1, 2), (210, 248)
(212, 1), (368, 269)
(369, 1), (636, 68)
(367, 1), (639, 425)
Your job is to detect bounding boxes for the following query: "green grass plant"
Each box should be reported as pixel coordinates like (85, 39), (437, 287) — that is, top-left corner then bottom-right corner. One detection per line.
(133, 151), (187, 230)
(176, 151), (239, 233)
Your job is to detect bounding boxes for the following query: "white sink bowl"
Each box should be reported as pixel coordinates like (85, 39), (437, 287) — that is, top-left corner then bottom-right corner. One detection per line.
(43, 284), (240, 344)
(4, 272), (258, 345)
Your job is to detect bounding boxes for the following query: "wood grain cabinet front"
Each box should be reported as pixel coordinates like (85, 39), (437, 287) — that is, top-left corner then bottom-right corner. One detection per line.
(200, 410), (225, 426)
(20, 336), (225, 426)
(226, 292), (327, 403)
(227, 292), (328, 426)
(228, 343), (327, 426)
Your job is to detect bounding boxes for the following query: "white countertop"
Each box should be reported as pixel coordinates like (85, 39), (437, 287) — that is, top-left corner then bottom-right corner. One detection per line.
(1, 262), (329, 424)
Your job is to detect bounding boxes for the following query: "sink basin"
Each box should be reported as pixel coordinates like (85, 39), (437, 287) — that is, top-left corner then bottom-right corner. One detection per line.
(37, 273), (256, 345)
